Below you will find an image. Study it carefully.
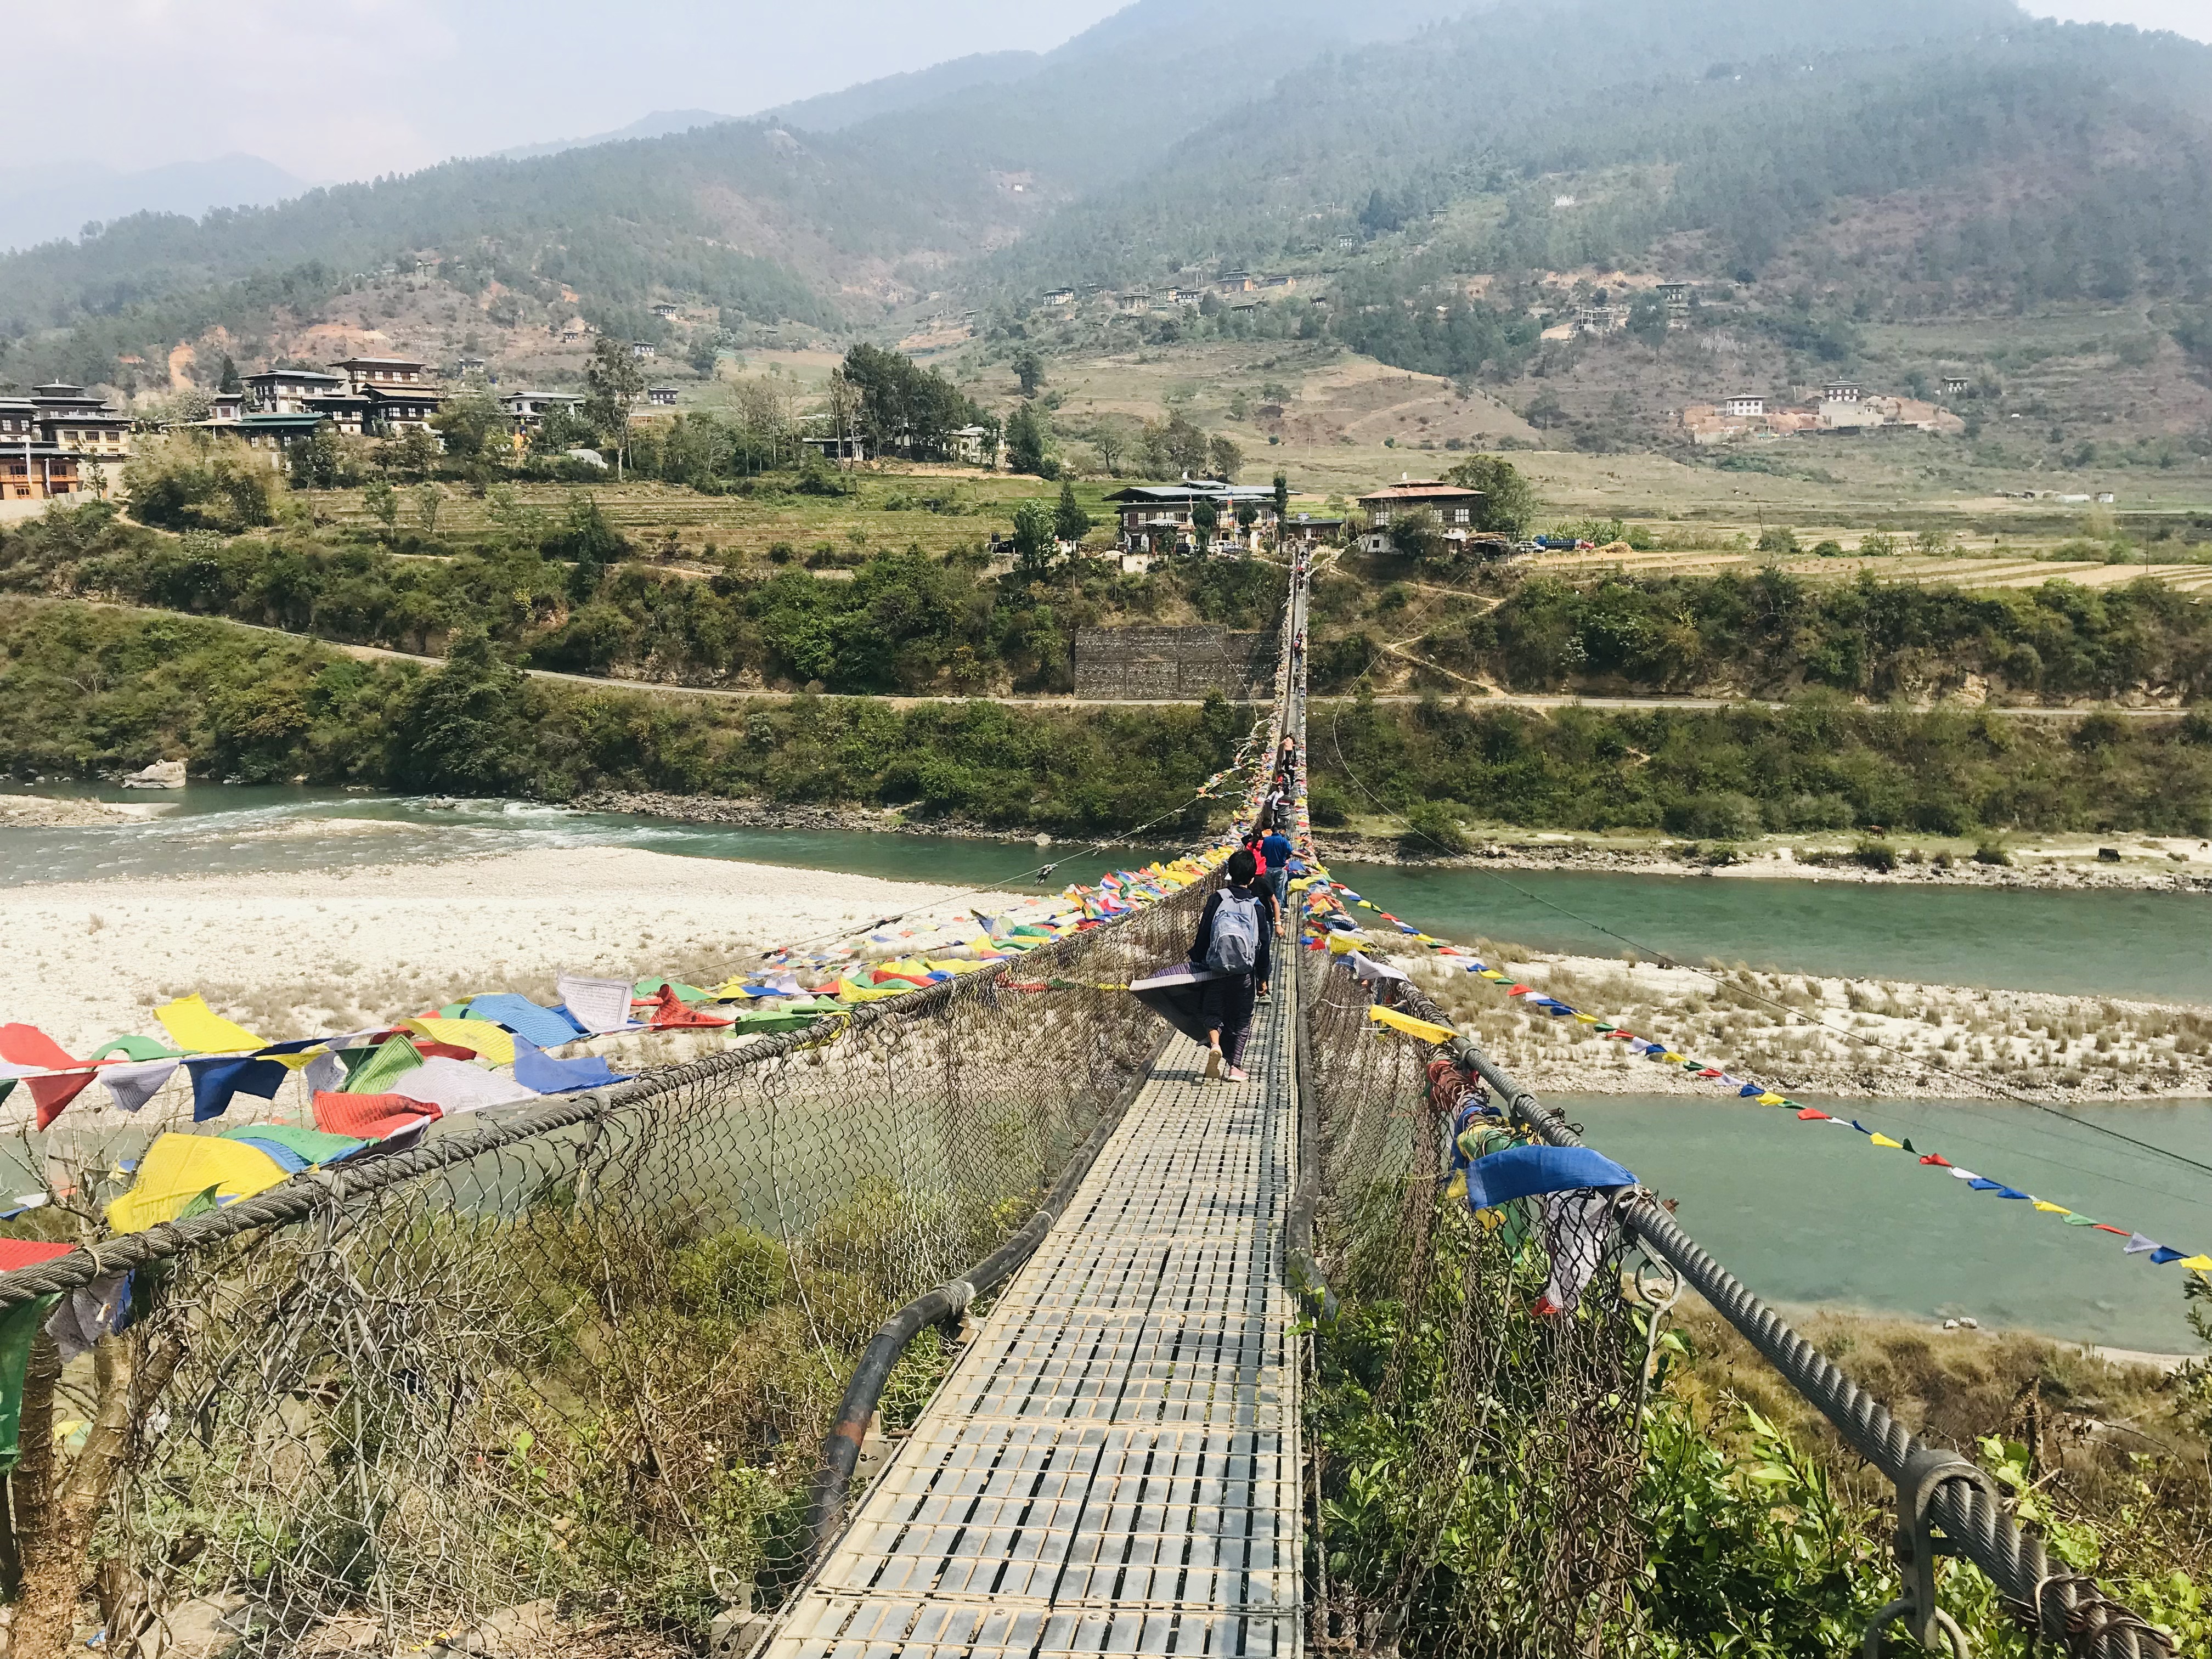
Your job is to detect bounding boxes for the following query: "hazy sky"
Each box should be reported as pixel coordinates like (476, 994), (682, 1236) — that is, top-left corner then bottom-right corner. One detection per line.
(11, 0), (2208, 185)
(12, 0), (1131, 182)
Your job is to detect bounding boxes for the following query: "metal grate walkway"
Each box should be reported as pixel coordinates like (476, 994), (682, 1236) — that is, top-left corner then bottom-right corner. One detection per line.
(765, 988), (1301, 1658)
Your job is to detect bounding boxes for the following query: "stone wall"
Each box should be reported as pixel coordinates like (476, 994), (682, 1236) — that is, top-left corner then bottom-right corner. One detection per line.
(1073, 627), (1274, 700)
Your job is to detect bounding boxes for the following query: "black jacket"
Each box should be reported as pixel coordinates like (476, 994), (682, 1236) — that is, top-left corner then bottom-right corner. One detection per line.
(1190, 884), (1273, 982)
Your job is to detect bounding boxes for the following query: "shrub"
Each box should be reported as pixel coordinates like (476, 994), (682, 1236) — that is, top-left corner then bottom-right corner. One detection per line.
(1810, 539), (1844, 558)
(1973, 839), (2012, 866)
(1852, 839), (1899, 871)
(1402, 799), (1470, 854)
(1663, 792), (1760, 841)
(123, 435), (276, 533)
(1755, 526), (1800, 555)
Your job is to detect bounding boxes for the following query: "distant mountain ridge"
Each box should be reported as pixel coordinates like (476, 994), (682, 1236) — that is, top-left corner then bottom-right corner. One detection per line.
(2, 0), (2210, 394)
(0, 153), (307, 257)
(494, 110), (739, 162)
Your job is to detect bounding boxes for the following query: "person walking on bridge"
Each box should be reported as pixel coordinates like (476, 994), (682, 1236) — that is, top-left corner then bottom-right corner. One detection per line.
(1192, 848), (1271, 1083)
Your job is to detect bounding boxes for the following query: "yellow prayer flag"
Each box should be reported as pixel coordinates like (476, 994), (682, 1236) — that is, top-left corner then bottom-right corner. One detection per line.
(1755, 1092), (1786, 1106)
(1573, 1013), (1603, 1025)
(1869, 1133), (1904, 1149)
(403, 1017), (517, 1066)
(1660, 1051), (1686, 1064)
(1479, 969), (1510, 981)
(1368, 1006), (1458, 1045)
(1327, 933), (1364, 955)
(107, 1133), (289, 1234)
(155, 994), (266, 1055)
(2033, 1200), (2072, 1215)
(2180, 1255), (2212, 1272)
(833, 979), (915, 1004)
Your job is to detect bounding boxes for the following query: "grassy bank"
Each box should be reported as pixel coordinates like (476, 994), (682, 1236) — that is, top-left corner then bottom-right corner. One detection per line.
(0, 600), (1254, 834)
(10, 601), (2212, 843)
(1310, 555), (2212, 704)
(0, 501), (1284, 696)
(1314, 691), (2212, 840)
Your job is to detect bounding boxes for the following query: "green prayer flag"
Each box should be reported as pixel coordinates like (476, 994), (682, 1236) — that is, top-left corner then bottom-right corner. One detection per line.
(345, 1036), (425, 1095)
(87, 1034), (181, 1062)
(0, 1294), (61, 1475)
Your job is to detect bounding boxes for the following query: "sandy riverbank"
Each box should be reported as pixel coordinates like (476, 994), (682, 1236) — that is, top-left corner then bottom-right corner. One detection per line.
(0, 844), (1052, 1057)
(1401, 941), (2212, 1102)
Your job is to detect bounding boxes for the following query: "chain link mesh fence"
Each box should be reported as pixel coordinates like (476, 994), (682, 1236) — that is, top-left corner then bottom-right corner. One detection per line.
(1299, 949), (1653, 1658)
(3, 883), (1214, 1657)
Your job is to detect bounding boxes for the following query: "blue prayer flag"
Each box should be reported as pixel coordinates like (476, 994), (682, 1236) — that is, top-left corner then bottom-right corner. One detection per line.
(1464, 1144), (1636, 1210)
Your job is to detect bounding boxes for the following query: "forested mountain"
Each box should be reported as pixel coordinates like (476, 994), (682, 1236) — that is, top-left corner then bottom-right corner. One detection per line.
(2, 0), (2208, 400)
(973, 0), (2212, 301)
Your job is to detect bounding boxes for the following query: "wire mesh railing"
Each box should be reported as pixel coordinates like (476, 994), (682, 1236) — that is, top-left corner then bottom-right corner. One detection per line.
(1296, 923), (2180, 1658)
(1297, 947), (1651, 1657)
(0, 884), (1214, 1657)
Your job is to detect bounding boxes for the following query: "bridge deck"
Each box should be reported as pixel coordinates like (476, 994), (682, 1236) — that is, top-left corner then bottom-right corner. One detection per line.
(766, 990), (1301, 1658)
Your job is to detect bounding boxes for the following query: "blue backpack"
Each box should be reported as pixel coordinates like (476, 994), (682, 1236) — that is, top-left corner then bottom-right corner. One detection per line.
(1207, 890), (1263, 974)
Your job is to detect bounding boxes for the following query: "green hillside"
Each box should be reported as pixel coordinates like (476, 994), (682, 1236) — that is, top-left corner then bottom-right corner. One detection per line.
(2, 0), (2209, 444)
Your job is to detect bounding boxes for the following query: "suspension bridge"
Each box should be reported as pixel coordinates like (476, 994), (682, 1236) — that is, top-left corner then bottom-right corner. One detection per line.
(0, 565), (2180, 1657)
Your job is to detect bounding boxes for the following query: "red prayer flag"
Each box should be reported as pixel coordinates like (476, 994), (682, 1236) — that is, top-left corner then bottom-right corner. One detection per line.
(1797, 1108), (1832, 1121)
(313, 1091), (441, 1142)
(0, 1023), (101, 1129)
(1919, 1154), (1953, 1167)
(2094, 1223), (2131, 1236)
(0, 1237), (74, 1271)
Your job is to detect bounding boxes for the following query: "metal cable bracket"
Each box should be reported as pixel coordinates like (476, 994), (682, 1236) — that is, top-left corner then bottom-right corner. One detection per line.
(1863, 1446), (2001, 1657)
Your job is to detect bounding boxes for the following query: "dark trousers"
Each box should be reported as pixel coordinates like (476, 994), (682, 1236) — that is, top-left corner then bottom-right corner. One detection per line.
(1199, 974), (1259, 1068)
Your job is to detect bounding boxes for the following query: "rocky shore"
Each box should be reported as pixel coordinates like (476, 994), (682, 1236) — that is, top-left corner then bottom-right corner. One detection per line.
(1403, 946), (2212, 1103)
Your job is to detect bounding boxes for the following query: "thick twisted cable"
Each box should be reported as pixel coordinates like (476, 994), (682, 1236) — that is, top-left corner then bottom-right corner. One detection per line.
(1384, 979), (2169, 1659)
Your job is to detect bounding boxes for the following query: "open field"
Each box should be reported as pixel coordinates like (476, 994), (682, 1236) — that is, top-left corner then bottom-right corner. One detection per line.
(300, 472), (1097, 560)
(934, 328), (2212, 537)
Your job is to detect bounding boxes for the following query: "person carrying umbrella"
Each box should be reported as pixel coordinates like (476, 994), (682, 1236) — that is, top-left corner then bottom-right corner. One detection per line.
(1190, 848), (1272, 1082)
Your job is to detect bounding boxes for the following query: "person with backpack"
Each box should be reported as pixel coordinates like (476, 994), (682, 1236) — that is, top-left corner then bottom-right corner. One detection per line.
(1190, 848), (1272, 1082)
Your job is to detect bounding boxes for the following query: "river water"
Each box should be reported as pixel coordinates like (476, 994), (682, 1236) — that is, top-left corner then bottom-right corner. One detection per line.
(5, 785), (2209, 1350)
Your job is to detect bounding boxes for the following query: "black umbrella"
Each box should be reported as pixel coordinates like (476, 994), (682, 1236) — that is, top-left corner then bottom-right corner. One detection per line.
(1130, 962), (1234, 1046)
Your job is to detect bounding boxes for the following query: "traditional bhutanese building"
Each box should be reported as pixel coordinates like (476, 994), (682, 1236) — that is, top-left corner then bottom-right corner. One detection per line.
(0, 382), (133, 502)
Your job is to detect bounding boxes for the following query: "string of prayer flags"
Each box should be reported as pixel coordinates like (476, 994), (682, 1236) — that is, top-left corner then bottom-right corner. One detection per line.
(1296, 863), (2212, 1279)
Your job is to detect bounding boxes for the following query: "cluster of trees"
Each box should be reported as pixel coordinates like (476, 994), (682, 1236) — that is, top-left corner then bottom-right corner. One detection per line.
(0, 503), (1284, 697)
(1316, 691), (2212, 840)
(1054, 407), (1245, 482)
(0, 598), (1257, 832)
(837, 343), (990, 462)
(1362, 568), (2212, 704)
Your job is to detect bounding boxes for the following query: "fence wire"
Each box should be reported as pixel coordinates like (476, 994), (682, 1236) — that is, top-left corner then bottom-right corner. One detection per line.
(1299, 949), (1651, 1658)
(3, 885), (1210, 1657)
